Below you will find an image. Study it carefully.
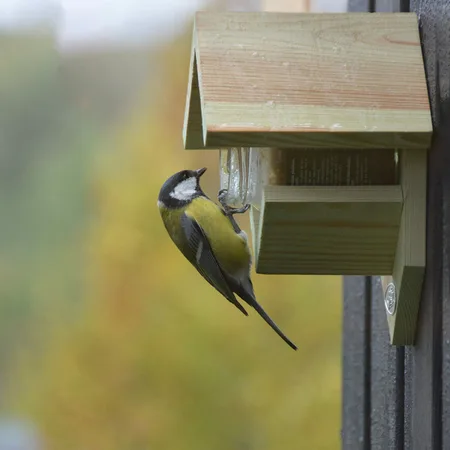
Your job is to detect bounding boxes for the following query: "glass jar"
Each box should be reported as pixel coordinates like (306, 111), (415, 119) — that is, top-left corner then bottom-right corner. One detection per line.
(219, 147), (285, 210)
(219, 147), (399, 210)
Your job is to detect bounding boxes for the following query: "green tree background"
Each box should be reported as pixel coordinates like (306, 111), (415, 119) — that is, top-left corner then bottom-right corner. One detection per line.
(0, 23), (342, 450)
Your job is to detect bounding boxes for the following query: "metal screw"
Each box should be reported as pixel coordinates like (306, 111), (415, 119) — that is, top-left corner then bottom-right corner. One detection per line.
(384, 283), (397, 315)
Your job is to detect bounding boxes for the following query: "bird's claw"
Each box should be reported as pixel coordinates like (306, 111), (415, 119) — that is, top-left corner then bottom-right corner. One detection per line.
(218, 189), (228, 204)
(218, 189), (229, 209)
(231, 204), (250, 214)
(218, 189), (250, 215)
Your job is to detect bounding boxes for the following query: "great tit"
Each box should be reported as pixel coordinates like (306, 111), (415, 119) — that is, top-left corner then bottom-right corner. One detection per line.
(157, 167), (297, 350)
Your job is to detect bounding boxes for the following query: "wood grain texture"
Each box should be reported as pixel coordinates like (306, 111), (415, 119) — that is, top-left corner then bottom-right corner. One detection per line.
(253, 185), (403, 275)
(406, 0), (450, 446)
(184, 11), (432, 149)
(341, 2), (449, 450)
(404, 110), (448, 450)
(385, 149), (427, 345)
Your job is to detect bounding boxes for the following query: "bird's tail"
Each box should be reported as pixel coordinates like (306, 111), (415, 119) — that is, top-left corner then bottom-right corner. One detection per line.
(251, 299), (298, 350)
(235, 278), (297, 350)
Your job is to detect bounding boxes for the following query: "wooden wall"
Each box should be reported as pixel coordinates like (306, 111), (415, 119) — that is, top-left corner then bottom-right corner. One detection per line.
(343, 0), (450, 448)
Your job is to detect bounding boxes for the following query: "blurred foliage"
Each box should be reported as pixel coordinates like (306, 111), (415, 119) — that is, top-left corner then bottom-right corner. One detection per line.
(0, 32), (103, 379)
(2, 21), (342, 450)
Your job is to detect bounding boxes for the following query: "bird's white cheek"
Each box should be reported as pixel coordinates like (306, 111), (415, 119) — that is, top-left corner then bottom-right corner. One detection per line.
(170, 177), (197, 201)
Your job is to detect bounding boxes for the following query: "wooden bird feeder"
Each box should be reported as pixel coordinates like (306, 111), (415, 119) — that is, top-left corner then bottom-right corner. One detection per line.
(182, 11), (433, 345)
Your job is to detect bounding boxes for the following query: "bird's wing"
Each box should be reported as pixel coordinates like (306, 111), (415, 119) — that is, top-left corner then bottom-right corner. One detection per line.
(180, 213), (248, 316)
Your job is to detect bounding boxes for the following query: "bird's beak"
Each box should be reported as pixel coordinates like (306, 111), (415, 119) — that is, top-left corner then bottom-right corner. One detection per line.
(196, 167), (207, 177)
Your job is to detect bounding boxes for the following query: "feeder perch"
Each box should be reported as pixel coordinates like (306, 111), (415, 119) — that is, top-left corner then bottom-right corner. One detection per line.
(182, 11), (433, 346)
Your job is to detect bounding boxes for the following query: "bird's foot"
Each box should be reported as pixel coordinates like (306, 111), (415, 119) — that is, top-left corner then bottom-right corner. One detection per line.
(231, 204), (250, 214)
(218, 188), (228, 206)
(218, 189), (250, 215)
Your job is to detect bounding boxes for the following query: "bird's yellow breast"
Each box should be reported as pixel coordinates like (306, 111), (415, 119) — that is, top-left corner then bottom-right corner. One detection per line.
(186, 197), (251, 273)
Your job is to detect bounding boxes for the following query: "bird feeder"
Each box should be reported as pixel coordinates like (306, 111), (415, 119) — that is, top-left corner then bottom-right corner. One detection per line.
(182, 11), (432, 345)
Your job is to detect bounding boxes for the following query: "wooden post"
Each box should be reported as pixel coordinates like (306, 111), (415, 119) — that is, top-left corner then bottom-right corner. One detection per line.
(382, 150), (427, 344)
(342, 0), (450, 448)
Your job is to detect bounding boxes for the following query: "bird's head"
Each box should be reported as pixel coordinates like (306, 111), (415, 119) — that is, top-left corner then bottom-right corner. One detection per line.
(158, 167), (207, 208)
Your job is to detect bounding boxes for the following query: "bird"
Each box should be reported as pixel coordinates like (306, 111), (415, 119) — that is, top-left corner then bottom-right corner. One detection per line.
(157, 167), (297, 350)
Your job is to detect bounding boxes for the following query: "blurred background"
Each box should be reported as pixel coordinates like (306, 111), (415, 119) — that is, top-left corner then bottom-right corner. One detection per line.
(0, 0), (347, 448)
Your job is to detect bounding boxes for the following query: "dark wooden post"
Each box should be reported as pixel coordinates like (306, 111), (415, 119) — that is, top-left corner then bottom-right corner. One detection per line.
(343, 0), (450, 448)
